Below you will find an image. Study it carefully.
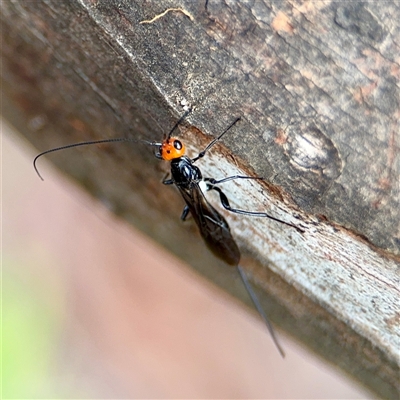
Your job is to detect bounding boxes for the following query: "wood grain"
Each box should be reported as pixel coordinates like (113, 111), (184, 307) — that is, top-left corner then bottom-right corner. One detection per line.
(1, 1), (399, 397)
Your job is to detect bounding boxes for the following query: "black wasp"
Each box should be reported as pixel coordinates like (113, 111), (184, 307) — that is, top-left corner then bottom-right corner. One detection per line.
(34, 110), (303, 357)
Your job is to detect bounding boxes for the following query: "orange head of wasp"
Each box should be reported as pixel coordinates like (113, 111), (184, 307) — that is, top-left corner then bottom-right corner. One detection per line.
(159, 137), (186, 161)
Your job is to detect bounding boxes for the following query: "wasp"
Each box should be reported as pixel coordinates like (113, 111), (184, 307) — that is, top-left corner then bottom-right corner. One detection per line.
(34, 110), (303, 357)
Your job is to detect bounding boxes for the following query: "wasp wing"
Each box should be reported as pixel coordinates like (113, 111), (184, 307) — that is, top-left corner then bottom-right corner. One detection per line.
(177, 182), (240, 266)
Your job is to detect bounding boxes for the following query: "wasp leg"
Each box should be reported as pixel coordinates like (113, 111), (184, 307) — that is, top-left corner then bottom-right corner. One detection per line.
(237, 265), (285, 357)
(162, 172), (174, 185)
(207, 184), (303, 232)
(181, 205), (190, 221)
(205, 176), (264, 185)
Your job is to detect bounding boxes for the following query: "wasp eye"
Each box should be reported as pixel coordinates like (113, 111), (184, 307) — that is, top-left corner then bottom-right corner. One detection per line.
(174, 140), (182, 150)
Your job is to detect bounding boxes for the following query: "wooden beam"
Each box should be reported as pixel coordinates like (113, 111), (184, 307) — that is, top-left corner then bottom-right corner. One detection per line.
(1, 1), (399, 397)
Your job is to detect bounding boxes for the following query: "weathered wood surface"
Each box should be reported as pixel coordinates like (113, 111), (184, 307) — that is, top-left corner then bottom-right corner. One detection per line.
(1, 1), (399, 398)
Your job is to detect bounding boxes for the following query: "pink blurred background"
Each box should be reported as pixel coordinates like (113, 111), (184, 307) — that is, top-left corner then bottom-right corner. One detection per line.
(3, 119), (372, 398)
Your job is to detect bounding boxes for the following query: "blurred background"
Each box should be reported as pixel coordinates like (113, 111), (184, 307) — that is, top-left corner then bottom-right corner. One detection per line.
(3, 119), (372, 398)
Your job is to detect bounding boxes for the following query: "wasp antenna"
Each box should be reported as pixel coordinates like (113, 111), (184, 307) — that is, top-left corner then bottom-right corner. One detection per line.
(237, 265), (285, 358)
(33, 137), (149, 180)
(166, 108), (192, 139)
(192, 117), (241, 162)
